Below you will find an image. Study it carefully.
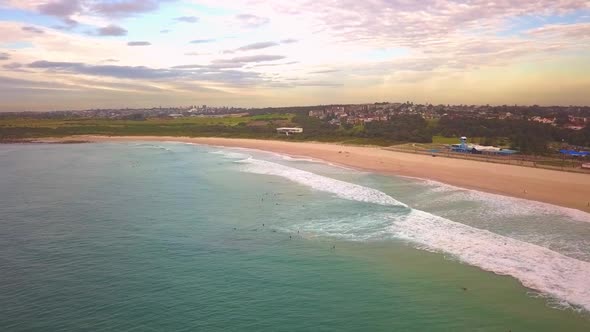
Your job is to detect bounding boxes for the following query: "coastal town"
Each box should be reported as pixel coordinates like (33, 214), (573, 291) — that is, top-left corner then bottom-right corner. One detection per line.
(3, 102), (588, 132)
(305, 103), (589, 131)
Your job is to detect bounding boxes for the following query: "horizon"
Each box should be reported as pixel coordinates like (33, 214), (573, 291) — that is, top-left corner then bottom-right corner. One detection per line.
(1, 1), (589, 111)
(3, 100), (590, 114)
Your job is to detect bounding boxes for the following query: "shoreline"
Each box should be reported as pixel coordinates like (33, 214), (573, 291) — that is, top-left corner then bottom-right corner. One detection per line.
(28, 135), (590, 213)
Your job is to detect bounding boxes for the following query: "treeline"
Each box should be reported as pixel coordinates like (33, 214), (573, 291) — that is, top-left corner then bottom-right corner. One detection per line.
(3, 113), (590, 154)
(436, 117), (590, 154)
(363, 116), (431, 142)
(287, 114), (432, 144)
(289, 114), (590, 153)
(0, 122), (277, 140)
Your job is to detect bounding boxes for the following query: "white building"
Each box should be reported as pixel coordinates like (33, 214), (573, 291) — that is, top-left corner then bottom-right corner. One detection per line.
(276, 127), (303, 135)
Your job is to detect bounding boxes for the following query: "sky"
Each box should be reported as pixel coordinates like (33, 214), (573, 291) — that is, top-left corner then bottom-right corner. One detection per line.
(0, 0), (589, 111)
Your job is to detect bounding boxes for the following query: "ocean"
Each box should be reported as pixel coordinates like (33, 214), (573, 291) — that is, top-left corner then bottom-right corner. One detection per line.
(1, 141), (589, 331)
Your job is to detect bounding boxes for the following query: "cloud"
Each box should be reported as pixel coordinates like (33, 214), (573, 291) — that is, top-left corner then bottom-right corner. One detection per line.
(97, 24), (128, 36)
(0, 75), (81, 93)
(266, 80), (342, 88)
(295, 81), (342, 87)
(527, 22), (590, 39)
(36, 0), (81, 26)
(224, 40), (284, 54)
(3, 0), (590, 108)
(28, 60), (181, 79)
(22, 26), (44, 34)
(38, 0), (81, 17)
(202, 54), (287, 69)
(235, 14), (269, 28)
(310, 69), (339, 74)
(251, 61), (299, 68)
(2, 62), (24, 70)
(255, 0), (590, 50)
(0, 75), (223, 112)
(0, 53), (10, 60)
(127, 41), (152, 46)
(174, 16), (199, 23)
(36, 0), (170, 21)
(236, 41), (279, 51)
(172, 62), (244, 69)
(216, 55), (286, 64)
(92, 0), (169, 17)
(25, 60), (265, 86)
(232, 55), (286, 63)
(190, 39), (215, 44)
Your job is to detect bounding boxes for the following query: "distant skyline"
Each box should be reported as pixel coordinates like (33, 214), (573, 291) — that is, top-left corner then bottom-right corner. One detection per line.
(0, 0), (589, 111)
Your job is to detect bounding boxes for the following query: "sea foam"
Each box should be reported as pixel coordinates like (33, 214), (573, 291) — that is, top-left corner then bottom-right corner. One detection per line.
(133, 143), (174, 152)
(412, 177), (590, 223)
(233, 155), (590, 312)
(391, 209), (590, 312)
(238, 158), (407, 208)
(210, 150), (251, 159)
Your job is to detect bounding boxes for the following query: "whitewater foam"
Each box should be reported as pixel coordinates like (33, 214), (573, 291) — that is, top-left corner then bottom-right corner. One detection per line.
(238, 158), (407, 208)
(389, 209), (590, 312)
(133, 143), (174, 152)
(214, 151), (590, 312)
(290, 212), (398, 241)
(291, 207), (590, 312)
(219, 147), (358, 171)
(402, 176), (590, 223)
(210, 150), (251, 159)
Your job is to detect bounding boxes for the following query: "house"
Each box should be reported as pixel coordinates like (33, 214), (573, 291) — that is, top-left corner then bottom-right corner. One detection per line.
(276, 127), (303, 135)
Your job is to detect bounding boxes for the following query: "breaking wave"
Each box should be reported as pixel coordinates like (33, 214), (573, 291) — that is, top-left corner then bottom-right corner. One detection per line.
(238, 158), (407, 207)
(133, 143), (174, 152)
(213, 150), (590, 312)
(210, 150), (251, 159)
(390, 209), (590, 312)
(412, 177), (590, 223)
(286, 209), (590, 312)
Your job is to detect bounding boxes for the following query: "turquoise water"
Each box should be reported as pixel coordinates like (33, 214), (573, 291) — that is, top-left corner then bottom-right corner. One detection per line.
(1, 142), (590, 331)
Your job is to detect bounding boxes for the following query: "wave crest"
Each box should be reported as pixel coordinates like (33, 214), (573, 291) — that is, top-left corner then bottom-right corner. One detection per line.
(214, 149), (590, 312)
(238, 158), (408, 208)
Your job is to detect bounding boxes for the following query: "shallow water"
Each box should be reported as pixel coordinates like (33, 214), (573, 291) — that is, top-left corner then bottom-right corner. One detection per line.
(1, 142), (589, 331)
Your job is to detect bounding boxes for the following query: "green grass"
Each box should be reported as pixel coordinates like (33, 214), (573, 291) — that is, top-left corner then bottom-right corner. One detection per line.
(431, 135), (511, 148)
(249, 113), (293, 121)
(0, 113), (338, 145)
(0, 115), (514, 151)
(0, 113), (295, 130)
(431, 136), (487, 145)
(432, 136), (459, 144)
(536, 160), (581, 167)
(426, 119), (439, 129)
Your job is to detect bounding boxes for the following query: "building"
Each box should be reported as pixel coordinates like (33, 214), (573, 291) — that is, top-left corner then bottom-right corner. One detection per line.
(276, 127), (303, 135)
(451, 136), (517, 155)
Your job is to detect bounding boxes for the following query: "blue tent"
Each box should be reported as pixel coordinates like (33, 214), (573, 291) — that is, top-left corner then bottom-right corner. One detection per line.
(559, 149), (590, 157)
(498, 149), (518, 155)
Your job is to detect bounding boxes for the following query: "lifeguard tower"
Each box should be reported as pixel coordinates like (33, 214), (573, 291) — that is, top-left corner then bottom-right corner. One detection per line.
(451, 136), (470, 152)
(459, 136), (468, 150)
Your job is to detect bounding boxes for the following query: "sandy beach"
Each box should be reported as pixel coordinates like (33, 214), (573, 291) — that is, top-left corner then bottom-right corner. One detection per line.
(48, 135), (590, 212)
